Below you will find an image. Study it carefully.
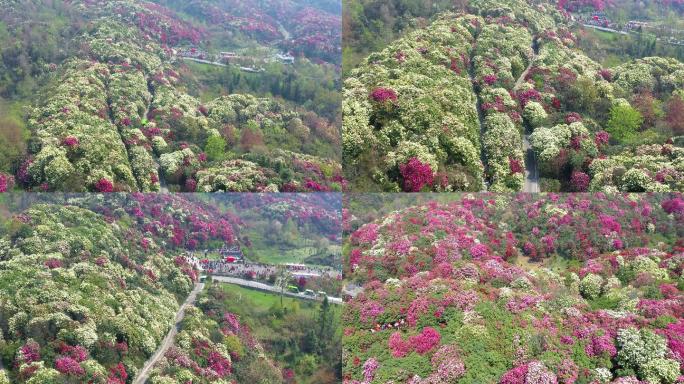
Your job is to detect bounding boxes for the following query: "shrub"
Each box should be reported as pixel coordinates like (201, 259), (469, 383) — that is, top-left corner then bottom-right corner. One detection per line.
(399, 157), (434, 192)
(606, 103), (644, 143)
(204, 135), (226, 162)
(579, 273), (603, 300)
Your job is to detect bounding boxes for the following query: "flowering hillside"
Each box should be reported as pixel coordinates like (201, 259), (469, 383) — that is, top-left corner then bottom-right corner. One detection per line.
(343, 193), (684, 383)
(0, 192), (343, 383)
(344, 0), (684, 192)
(343, 14), (483, 192)
(155, 0), (342, 64)
(1, 0), (342, 193)
(0, 193), (241, 383)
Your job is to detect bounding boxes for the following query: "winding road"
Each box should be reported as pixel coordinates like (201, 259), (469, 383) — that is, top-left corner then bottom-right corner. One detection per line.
(133, 282), (204, 384)
(211, 276), (343, 305)
(132, 275), (341, 383)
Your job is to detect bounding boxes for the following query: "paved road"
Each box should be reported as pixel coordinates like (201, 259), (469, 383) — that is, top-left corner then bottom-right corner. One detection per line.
(133, 283), (205, 384)
(523, 134), (540, 193)
(211, 276), (343, 305)
(181, 57), (228, 67)
(582, 24), (629, 35)
(515, 41), (540, 193)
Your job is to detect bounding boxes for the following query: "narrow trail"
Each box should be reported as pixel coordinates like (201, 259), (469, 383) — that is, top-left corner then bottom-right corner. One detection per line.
(211, 276), (344, 305)
(180, 57), (228, 67)
(516, 39), (541, 193)
(133, 283), (205, 384)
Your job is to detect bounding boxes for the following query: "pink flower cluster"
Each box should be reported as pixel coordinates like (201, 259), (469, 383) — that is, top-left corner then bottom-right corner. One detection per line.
(594, 131), (610, 146)
(411, 327), (441, 354)
(18, 340), (41, 364)
(400, 157), (434, 192)
(484, 74), (498, 85)
(388, 328), (441, 357)
(570, 171), (590, 192)
(662, 198), (684, 214)
(370, 87), (398, 103)
(62, 136), (80, 148)
(0, 173), (15, 193)
(363, 358), (379, 382)
(55, 356), (85, 376)
(509, 158), (524, 174)
(584, 334), (617, 357)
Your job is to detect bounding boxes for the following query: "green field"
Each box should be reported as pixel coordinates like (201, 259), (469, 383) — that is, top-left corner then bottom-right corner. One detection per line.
(217, 283), (320, 315)
(204, 281), (341, 383)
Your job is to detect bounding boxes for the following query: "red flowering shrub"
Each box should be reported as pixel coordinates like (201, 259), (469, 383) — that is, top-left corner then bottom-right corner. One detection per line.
(388, 332), (412, 357)
(62, 136), (80, 148)
(207, 351), (232, 377)
(409, 327), (441, 354)
(509, 158), (524, 174)
(44, 258), (63, 269)
(499, 363), (528, 384)
(565, 112), (582, 124)
(484, 74), (498, 85)
(399, 157), (434, 192)
(370, 87), (398, 103)
(570, 171), (590, 192)
(107, 362), (128, 384)
(599, 68), (612, 81)
(58, 344), (89, 362)
(95, 178), (114, 192)
(0, 173), (15, 192)
(594, 131), (610, 146)
(18, 341), (41, 364)
(185, 178), (197, 192)
(517, 89), (542, 107)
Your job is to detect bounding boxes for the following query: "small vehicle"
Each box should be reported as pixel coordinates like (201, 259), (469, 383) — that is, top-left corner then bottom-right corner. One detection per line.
(317, 291), (327, 298)
(287, 285), (299, 293)
(304, 289), (315, 296)
(199, 275), (207, 283)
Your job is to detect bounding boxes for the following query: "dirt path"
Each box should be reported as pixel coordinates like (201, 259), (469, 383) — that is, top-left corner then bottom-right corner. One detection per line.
(211, 276), (343, 305)
(133, 283), (205, 384)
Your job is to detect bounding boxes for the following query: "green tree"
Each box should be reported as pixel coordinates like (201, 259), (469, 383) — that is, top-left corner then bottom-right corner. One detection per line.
(204, 135), (226, 162)
(606, 103), (644, 143)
